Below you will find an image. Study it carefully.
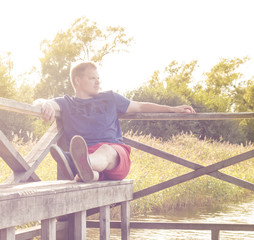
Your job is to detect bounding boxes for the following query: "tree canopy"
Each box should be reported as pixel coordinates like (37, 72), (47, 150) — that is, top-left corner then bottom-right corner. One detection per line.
(0, 16), (253, 144)
(122, 57), (254, 143)
(34, 17), (134, 99)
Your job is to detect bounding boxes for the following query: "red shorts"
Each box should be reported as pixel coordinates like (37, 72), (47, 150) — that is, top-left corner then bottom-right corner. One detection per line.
(88, 143), (131, 180)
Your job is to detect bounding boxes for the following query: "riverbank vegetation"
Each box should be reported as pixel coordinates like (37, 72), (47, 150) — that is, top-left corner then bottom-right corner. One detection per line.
(1, 133), (253, 216)
(126, 133), (254, 216)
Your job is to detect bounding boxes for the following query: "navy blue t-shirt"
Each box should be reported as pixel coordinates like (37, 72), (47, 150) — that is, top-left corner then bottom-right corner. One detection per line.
(54, 91), (130, 147)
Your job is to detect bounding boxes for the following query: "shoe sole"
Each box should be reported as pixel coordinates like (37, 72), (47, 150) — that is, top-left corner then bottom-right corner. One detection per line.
(50, 145), (74, 180)
(70, 135), (94, 182)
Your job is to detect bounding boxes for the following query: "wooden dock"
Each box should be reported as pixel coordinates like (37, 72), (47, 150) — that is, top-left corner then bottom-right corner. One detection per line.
(0, 97), (254, 240)
(0, 180), (133, 240)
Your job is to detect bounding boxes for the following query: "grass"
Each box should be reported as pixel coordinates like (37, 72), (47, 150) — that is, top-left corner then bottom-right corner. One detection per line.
(125, 132), (254, 216)
(1, 132), (254, 218)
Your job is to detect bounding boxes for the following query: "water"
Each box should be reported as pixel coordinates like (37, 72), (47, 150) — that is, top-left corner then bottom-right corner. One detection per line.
(86, 196), (254, 239)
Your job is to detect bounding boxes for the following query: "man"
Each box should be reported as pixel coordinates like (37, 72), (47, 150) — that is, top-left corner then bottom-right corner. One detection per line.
(34, 62), (195, 182)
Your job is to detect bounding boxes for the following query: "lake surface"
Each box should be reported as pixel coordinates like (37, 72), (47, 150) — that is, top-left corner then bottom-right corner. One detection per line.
(86, 195), (254, 239)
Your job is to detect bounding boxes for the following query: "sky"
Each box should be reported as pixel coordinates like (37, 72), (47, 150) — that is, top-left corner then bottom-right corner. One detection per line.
(1, 0), (254, 93)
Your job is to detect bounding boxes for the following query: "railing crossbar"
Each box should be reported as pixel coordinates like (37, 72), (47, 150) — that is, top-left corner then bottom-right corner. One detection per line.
(125, 136), (254, 199)
(123, 138), (254, 192)
(87, 221), (254, 231)
(1, 97), (254, 120)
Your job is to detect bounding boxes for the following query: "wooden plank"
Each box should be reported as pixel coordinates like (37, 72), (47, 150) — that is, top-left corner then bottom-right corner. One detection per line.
(120, 112), (254, 120)
(121, 201), (130, 240)
(1, 97), (253, 121)
(0, 130), (40, 182)
(26, 121), (63, 165)
(0, 180), (133, 229)
(0, 97), (60, 118)
(16, 222), (68, 240)
(0, 97), (41, 117)
(4, 122), (63, 183)
(0, 180), (133, 200)
(19, 122), (63, 183)
(0, 227), (15, 240)
(87, 221), (254, 231)
(212, 230), (220, 240)
(127, 222), (254, 231)
(123, 137), (198, 169)
(0, 130), (32, 172)
(41, 218), (56, 240)
(100, 205), (110, 240)
(124, 137), (254, 196)
(56, 221), (68, 240)
(74, 211), (86, 240)
(56, 119), (70, 180)
(16, 225), (41, 240)
(56, 119), (68, 151)
(66, 213), (75, 240)
(14, 221), (254, 239)
(133, 150), (254, 199)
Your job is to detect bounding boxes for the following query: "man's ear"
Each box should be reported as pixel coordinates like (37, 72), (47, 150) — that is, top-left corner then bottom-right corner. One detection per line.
(74, 76), (80, 87)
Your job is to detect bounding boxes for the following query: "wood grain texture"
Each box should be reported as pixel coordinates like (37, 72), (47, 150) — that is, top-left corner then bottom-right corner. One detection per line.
(0, 180), (133, 229)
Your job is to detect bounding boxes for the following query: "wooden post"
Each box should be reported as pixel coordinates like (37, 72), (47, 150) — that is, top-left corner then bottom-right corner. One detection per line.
(100, 205), (110, 240)
(121, 201), (130, 240)
(211, 229), (220, 240)
(74, 211), (86, 240)
(41, 218), (57, 240)
(56, 119), (68, 181)
(0, 227), (15, 240)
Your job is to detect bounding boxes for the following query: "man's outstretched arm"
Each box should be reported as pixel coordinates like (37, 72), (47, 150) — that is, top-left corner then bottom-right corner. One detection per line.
(126, 101), (196, 114)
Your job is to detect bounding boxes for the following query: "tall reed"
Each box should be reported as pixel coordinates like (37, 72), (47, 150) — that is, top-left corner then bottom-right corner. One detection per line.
(126, 133), (254, 215)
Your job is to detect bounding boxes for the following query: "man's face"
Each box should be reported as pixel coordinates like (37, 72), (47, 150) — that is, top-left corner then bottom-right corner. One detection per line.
(76, 67), (100, 98)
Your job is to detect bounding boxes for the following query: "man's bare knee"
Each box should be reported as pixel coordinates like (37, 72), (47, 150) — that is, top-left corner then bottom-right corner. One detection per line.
(90, 144), (119, 171)
(99, 144), (119, 170)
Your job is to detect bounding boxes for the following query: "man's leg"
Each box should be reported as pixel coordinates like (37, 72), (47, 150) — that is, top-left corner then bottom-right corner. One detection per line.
(70, 136), (121, 182)
(89, 144), (120, 172)
(50, 145), (75, 180)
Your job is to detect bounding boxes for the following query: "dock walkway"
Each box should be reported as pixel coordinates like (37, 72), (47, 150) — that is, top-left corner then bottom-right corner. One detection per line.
(0, 180), (133, 240)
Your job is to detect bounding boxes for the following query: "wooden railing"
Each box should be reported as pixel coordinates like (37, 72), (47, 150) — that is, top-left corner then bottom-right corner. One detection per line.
(0, 97), (254, 240)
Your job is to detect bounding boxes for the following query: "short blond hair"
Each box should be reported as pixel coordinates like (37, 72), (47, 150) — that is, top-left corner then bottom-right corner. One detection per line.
(70, 62), (97, 89)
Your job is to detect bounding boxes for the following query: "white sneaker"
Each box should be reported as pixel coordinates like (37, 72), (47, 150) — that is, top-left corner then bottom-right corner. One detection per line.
(70, 135), (94, 182)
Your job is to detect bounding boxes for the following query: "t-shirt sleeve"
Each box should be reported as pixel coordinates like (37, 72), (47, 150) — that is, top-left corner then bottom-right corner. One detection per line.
(54, 97), (64, 111)
(54, 95), (72, 112)
(112, 92), (130, 114)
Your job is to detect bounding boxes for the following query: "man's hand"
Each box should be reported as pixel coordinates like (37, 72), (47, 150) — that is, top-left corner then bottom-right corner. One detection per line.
(33, 98), (60, 122)
(41, 101), (56, 122)
(172, 105), (196, 114)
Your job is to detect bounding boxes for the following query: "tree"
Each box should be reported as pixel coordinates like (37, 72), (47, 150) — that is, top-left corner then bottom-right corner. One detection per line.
(0, 53), (17, 138)
(193, 57), (253, 143)
(0, 53), (25, 140)
(122, 61), (200, 140)
(164, 60), (198, 101)
(194, 57), (249, 112)
(34, 17), (133, 99)
(0, 53), (37, 141)
(123, 58), (253, 144)
(0, 52), (16, 99)
(233, 78), (254, 142)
